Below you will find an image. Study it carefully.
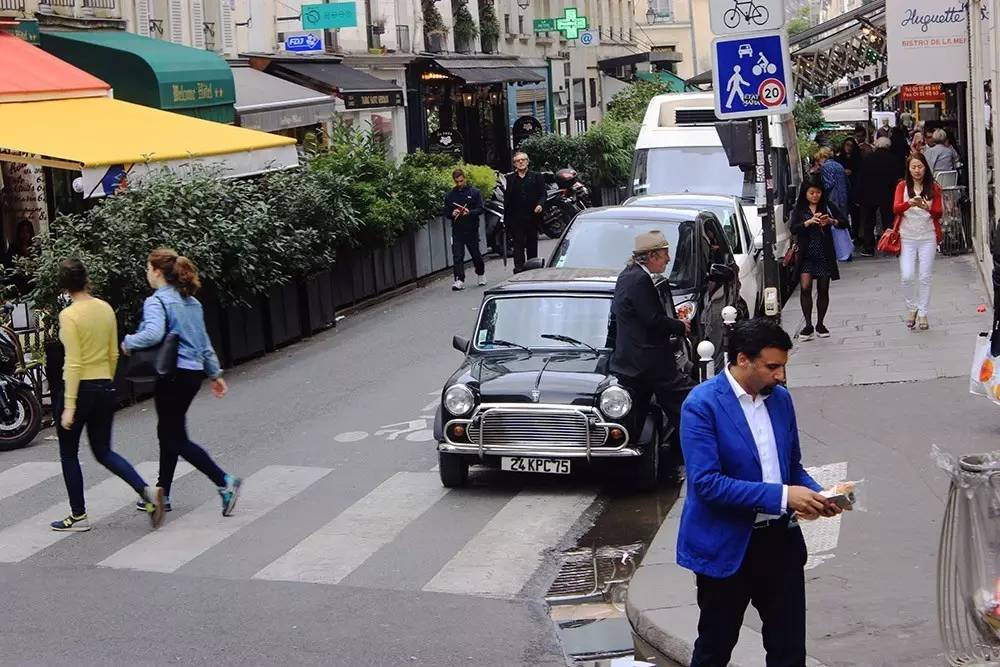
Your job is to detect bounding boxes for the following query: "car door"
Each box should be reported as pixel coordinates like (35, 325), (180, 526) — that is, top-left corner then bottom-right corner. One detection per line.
(731, 198), (762, 314)
(698, 215), (738, 371)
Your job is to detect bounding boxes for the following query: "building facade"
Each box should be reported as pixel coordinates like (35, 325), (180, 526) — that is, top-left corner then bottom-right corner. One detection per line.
(630, 0), (709, 80)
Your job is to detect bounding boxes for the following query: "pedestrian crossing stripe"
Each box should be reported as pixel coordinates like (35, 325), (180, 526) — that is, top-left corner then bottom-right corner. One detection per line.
(0, 462), (61, 502)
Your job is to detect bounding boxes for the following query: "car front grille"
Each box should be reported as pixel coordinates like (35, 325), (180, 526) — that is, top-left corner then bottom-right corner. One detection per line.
(466, 408), (608, 448)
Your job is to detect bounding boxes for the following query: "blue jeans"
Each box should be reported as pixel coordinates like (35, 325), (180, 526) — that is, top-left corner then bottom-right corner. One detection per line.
(57, 380), (147, 516)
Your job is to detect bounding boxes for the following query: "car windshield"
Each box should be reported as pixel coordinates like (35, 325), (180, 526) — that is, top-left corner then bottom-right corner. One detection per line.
(475, 295), (613, 351)
(629, 197), (741, 252)
(634, 147), (747, 198)
(549, 217), (700, 290)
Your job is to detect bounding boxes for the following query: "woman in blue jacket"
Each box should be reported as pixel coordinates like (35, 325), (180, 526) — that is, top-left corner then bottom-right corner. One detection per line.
(123, 248), (242, 516)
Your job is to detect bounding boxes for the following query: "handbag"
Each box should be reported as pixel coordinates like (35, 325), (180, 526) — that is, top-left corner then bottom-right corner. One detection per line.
(125, 296), (178, 382)
(781, 241), (798, 268)
(877, 215), (902, 256)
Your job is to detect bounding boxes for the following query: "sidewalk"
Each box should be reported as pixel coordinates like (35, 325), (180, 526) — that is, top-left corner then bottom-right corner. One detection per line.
(627, 254), (998, 666)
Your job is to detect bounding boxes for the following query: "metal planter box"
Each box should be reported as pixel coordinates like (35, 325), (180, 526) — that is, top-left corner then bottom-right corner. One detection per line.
(333, 248), (358, 308)
(266, 282), (304, 349)
(373, 246), (396, 295)
(224, 299), (267, 364)
(413, 225), (433, 278)
(393, 232), (417, 285)
(301, 269), (337, 333)
(352, 247), (377, 300)
(429, 217), (448, 273)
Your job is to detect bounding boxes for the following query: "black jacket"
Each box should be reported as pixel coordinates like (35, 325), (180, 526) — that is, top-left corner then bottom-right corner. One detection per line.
(443, 185), (484, 228)
(788, 202), (848, 281)
(505, 170), (546, 226)
(856, 148), (903, 206)
(610, 263), (687, 380)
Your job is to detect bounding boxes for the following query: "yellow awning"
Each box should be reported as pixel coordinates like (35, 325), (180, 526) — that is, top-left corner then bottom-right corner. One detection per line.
(0, 96), (298, 197)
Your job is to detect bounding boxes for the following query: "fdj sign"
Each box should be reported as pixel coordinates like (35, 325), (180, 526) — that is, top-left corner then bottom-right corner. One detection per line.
(711, 30), (792, 119)
(284, 32), (323, 52)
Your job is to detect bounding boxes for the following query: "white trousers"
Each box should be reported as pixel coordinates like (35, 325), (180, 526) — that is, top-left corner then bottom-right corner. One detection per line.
(899, 237), (937, 316)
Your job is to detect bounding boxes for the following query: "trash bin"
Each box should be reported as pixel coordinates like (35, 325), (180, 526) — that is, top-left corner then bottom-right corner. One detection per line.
(940, 185), (972, 255)
(935, 447), (1000, 665)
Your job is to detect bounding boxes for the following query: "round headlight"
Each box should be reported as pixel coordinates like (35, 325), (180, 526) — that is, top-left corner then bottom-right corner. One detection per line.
(444, 384), (475, 416)
(599, 386), (632, 419)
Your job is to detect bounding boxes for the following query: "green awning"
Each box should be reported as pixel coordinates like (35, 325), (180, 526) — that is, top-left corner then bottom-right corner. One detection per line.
(636, 71), (695, 93)
(39, 31), (235, 123)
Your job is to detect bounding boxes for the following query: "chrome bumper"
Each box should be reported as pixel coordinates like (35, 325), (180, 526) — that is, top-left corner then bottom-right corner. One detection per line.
(441, 403), (636, 460)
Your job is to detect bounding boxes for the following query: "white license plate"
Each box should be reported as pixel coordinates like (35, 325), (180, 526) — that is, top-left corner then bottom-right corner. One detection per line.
(501, 457), (570, 475)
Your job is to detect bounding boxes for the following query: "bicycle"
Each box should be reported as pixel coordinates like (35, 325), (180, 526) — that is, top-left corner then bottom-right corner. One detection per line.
(724, 0), (770, 29)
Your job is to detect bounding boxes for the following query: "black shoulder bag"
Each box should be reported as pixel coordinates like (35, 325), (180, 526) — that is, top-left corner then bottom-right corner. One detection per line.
(125, 296), (179, 382)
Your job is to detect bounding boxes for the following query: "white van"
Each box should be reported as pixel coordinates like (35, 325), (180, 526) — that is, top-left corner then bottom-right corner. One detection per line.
(631, 92), (803, 264)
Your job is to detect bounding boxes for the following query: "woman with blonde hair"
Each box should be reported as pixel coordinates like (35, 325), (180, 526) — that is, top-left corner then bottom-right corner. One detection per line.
(123, 248), (242, 516)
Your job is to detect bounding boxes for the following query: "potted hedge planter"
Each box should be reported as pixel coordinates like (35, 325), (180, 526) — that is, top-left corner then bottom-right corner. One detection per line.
(373, 245), (396, 295)
(413, 224), (433, 278)
(300, 268), (336, 334)
(223, 296), (267, 365)
(428, 216), (448, 273)
(265, 281), (304, 349)
(333, 247), (358, 308)
(352, 247), (377, 300)
(198, 283), (230, 369)
(392, 232), (417, 285)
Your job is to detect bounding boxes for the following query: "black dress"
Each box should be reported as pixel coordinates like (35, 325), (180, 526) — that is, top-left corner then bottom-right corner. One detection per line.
(788, 203), (846, 280)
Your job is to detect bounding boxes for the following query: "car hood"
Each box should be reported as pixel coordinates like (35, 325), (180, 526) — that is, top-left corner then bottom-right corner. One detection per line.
(470, 353), (611, 406)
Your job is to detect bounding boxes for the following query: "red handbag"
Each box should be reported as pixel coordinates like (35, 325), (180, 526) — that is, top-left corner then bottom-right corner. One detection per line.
(877, 215), (902, 256)
(782, 241), (798, 268)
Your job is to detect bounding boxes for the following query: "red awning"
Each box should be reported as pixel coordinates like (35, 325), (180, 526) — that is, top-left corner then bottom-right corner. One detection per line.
(0, 32), (109, 102)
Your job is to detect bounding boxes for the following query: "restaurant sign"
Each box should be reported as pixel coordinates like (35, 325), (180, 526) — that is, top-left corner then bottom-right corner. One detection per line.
(342, 90), (403, 109)
(887, 1), (992, 85)
(899, 83), (946, 102)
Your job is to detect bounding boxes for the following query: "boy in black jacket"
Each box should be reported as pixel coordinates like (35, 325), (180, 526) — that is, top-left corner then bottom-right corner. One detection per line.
(443, 169), (485, 290)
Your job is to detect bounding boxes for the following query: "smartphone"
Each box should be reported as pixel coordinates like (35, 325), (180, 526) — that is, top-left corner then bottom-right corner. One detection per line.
(822, 492), (853, 509)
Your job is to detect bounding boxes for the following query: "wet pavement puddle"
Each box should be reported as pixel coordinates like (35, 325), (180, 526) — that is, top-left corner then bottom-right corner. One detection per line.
(546, 481), (681, 666)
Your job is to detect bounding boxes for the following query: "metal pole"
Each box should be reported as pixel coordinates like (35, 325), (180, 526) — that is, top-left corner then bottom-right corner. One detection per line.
(755, 116), (781, 319)
(969, 1), (991, 277)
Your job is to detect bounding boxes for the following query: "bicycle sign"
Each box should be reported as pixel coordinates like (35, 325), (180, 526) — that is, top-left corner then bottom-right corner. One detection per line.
(712, 30), (792, 119)
(709, 0), (783, 34)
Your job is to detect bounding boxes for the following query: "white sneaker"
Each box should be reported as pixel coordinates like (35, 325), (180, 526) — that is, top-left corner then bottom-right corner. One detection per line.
(452, 280), (465, 291)
(477, 276), (487, 287)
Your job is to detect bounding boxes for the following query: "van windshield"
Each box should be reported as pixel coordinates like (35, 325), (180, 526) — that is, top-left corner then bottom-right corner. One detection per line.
(632, 147), (747, 198)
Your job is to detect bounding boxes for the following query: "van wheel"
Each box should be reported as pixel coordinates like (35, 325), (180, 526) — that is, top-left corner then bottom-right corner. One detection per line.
(438, 451), (469, 488)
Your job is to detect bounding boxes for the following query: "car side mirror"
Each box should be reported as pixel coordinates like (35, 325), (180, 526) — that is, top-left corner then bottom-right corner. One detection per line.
(753, 233), (765, 252)
(708, 263), (736, 284)
(523, 257), (545, 270)
(453, 335), (469, 353)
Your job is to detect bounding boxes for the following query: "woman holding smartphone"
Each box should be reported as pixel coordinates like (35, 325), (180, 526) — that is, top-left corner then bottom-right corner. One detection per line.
(894, 152), (943, 330)
(789, 177), (849, 341)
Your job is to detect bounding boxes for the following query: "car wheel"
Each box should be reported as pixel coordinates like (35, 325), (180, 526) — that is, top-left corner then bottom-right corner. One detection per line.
(438, 451), (469, 488)
(633, 437), (660, 493)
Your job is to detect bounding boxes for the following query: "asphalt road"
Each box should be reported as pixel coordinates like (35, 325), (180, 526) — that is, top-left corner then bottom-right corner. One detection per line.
(0, 241), (670, 666)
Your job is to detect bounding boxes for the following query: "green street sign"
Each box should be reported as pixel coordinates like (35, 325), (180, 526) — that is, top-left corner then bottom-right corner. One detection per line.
(555, 8), (588, 40)
(301, 2), (357, 30)
(533, 18), (556, 32)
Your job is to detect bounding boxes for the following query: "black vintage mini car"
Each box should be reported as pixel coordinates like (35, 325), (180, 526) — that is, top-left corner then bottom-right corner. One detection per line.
(433, 268), (670, 491)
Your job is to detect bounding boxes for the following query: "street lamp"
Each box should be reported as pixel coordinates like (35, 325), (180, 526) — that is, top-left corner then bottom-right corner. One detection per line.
(517, 0), (529, 9)
(645, 6), (655, 24)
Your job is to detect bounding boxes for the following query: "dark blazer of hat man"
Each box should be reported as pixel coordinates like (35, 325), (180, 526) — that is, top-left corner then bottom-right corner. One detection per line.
(610, 230), (692, 444)
(678, 318), (842, 667)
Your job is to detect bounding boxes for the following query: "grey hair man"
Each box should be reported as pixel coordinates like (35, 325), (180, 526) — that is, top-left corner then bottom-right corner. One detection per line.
(505, 151), (547, 272)
(923, 129), (961, 175)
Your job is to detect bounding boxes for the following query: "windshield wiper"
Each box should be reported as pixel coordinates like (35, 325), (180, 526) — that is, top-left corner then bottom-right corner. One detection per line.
(540, 333), (599, 355)
(487, 338), (533, 355)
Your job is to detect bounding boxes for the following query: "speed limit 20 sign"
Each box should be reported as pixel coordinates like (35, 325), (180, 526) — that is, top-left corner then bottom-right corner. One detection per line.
(711, 30), (793, 119)
(758, 78), (785, 108)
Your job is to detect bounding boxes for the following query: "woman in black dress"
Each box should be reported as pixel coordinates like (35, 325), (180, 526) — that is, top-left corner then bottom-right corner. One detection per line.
(789, 177), (848, 340)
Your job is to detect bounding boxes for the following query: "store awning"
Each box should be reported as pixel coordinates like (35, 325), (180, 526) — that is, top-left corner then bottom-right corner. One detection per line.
(0, 32), (109, 102)
(0, 96), (297, 197)
(636, 71), (695, 93)
(231, 64), (338, 132)
(434, 58), (544, 85)
(39, 31), (236, 123)
(267, 61), (403, 109)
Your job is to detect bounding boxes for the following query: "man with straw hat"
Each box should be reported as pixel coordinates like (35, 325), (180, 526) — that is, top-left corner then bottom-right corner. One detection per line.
(610, 231), (693, 473)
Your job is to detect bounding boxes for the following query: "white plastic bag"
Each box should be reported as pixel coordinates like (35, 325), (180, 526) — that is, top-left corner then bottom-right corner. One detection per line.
(971, 332), (991, 396)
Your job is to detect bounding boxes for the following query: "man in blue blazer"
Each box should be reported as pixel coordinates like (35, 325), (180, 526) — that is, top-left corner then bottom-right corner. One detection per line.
(678, 319), (841, 666)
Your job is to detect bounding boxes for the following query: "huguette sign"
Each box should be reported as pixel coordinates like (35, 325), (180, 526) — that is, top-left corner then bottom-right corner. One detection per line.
(887, 1), (993, 85)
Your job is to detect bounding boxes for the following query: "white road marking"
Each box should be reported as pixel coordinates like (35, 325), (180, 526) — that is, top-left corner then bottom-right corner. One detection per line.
(423, 489), (597, 598)
(99, 465), (330, 574)
(333, 431), (368, 443)
(801, 461), (848, 570)
(253, 472), (447, 585)
(0, 461), (192, 563)
(0, 462), (62, 501)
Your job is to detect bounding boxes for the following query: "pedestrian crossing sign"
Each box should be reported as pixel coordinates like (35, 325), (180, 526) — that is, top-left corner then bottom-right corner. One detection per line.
(711, 30), (792, 120)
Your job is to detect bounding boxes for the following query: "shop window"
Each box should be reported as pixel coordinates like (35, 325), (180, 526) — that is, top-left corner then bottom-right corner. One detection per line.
(589, 79), (597, 108)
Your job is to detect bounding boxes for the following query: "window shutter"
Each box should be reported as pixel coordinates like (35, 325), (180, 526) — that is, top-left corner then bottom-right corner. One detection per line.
(219, 0), (235, 54)
(190, 0), (206, 48)
(168, 0), (184, 43)
(135, 0), (151, 36)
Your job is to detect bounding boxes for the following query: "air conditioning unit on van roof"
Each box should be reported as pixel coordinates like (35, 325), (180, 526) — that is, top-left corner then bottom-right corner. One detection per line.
(674, 108), (718, 125)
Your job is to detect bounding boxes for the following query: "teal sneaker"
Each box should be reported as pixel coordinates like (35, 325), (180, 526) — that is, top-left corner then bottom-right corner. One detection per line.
(218, 475), (242, 517)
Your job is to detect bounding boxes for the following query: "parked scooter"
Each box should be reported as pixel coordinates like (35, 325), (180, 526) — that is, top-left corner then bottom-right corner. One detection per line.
(0, 304), (41, 450)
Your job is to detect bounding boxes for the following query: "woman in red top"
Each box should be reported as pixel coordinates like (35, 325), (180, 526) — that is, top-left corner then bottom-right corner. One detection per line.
(893, 152), (943, 330)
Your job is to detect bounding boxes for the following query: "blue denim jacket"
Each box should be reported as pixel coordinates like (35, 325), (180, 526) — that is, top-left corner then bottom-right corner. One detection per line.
(123, 286), (222, 379)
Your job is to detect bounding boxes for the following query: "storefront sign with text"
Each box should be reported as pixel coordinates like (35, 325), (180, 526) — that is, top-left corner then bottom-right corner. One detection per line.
(900, 83), (947, 102)
(342, 91), (403, 109)
(887, 1), (992, 85)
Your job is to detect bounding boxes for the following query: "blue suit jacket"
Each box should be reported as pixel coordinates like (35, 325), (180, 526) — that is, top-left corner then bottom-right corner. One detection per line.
(676, 372), (821, 578)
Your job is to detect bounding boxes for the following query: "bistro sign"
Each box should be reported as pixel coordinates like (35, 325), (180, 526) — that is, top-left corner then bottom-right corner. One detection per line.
(887, 0), (992, 85)
(342, 90), (403, 109)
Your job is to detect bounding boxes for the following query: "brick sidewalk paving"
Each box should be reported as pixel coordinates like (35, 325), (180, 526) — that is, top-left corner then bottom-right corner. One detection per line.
(781, 253), (991, 387)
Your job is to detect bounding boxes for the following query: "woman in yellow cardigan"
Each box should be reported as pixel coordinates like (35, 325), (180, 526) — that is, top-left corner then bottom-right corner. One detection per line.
(51, 259), (164, 532)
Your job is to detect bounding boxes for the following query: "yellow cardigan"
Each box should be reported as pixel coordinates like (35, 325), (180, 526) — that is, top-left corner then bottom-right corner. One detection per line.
(59, 298), (118, 410)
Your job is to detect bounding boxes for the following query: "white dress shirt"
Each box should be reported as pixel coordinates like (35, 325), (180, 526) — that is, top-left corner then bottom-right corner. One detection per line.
(724, 368), (788, 522)
(638, 262), (656, 284)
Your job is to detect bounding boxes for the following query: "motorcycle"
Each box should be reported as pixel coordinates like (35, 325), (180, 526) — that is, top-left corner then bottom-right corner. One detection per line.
(0, 304), (42, 451)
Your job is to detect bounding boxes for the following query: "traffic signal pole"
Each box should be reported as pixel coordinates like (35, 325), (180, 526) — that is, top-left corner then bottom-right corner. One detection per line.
(754, 116), (781, 321)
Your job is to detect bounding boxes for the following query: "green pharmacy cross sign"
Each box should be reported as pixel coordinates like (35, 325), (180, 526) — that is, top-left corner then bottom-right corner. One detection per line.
(534, 8), (588, 39)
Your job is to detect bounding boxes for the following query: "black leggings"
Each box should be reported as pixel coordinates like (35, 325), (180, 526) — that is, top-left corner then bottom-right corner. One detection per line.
(154, 370), (227, 495)
(799, 274), (831, 326)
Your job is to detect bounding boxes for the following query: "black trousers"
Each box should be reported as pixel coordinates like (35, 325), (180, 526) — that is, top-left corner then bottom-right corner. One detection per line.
(452, 220), (484, 281)
(860, 195), (895, 252)
(616, 373), (693, 450)
(509, 220), (538, 272)
(691, 521), (809, 667)
(154, 370), (227, 495)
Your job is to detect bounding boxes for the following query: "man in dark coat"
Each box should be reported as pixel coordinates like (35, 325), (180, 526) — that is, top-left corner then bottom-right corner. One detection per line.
(611, 231), (692, 450)
(856, 136), (902, 256)
(505, 151), (547, 272)
(443, 168), (485, 290)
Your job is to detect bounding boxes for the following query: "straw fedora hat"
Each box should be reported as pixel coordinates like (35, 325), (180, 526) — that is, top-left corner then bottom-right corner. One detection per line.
(633, 230), (670, 255)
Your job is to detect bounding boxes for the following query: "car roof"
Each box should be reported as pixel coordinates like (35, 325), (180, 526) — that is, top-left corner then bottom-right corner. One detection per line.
(487, 267), (620, 295)
(572, 205), (702, 223)
(625, 193), (737, 206)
